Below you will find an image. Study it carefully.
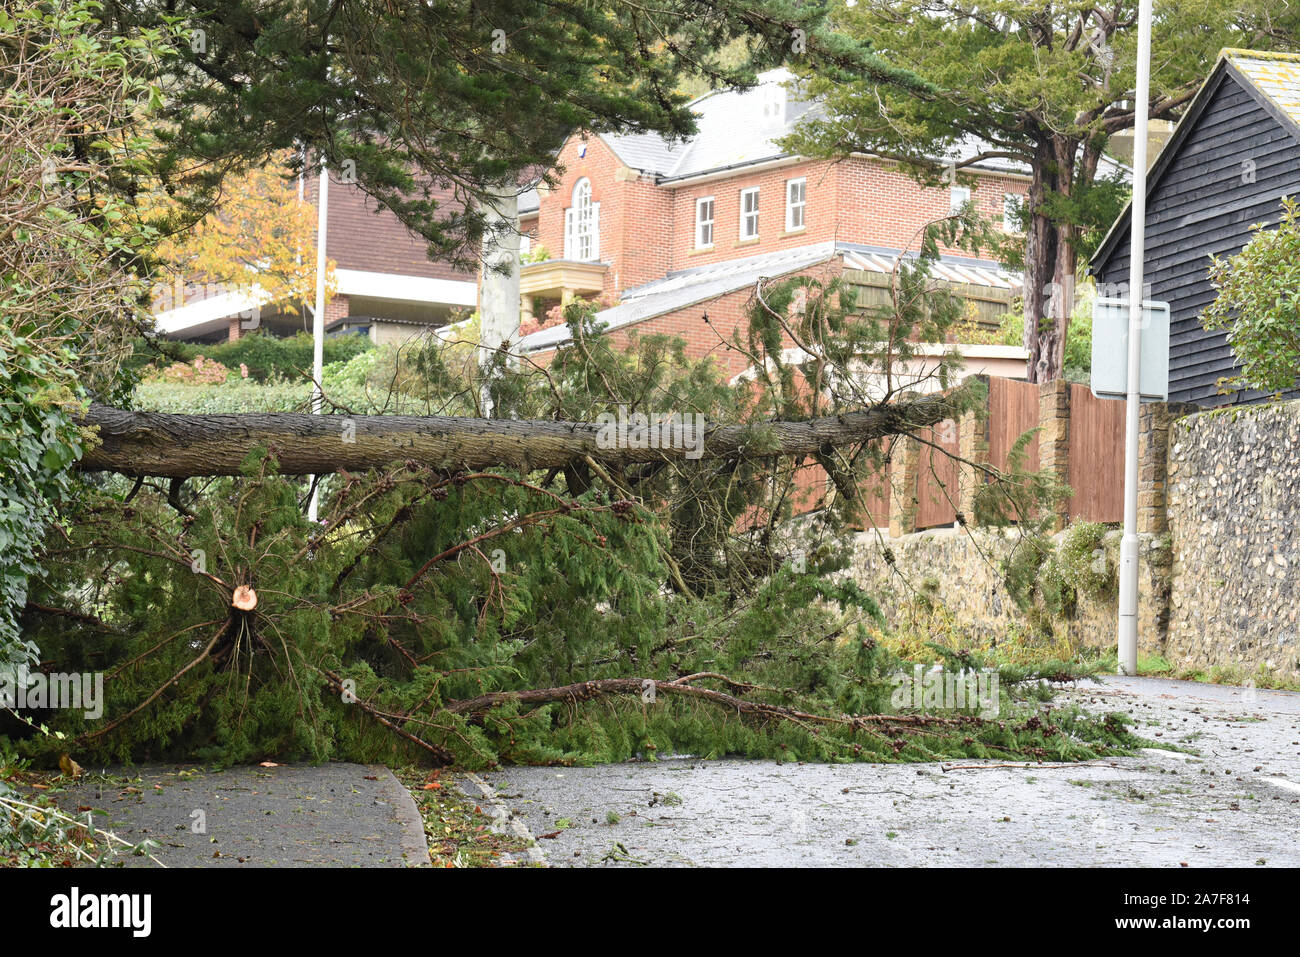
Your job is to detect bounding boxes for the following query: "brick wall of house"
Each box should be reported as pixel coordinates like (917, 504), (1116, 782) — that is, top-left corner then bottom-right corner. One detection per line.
(531, 142), (1028, 300)
(667, 158), (835, 267)
(664, 157), (1027, 266)
(325, 294), (350, 324)
(302, 172), (473, 283)
(615, 170), (676, 293)
(533, 136), (673, 297)
(833, 158), (1027, 253)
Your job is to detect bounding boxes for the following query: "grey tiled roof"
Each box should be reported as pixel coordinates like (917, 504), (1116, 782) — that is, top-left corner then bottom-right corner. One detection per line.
(600, 70), (1033, 180)
(600, 70), (1128, 182)
(516, 240), (1016, 353)
(601, 70), (818, 178)
(600, 129), (691, 176)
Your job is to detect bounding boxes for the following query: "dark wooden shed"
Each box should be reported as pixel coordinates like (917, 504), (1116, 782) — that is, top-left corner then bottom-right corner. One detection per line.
(1090, 49), (1300, 408)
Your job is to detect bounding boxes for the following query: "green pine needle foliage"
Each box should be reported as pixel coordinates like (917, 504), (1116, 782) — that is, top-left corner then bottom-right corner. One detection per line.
(20, 254), (1141, 768)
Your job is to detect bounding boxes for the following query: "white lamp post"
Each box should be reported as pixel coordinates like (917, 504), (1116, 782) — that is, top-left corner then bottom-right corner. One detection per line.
(1118, 0), (1154, 676)
(307, 160), (329, 523)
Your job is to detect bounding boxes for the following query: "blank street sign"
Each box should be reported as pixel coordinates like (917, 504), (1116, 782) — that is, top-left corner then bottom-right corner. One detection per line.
(1090, 297), (1170, 401)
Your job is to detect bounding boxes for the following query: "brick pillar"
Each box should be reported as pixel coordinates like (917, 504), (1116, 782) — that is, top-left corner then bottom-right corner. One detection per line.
(1038, 379), (1071, 530)
(957, 409), (989, 525)
(226, 316), (242, 342)
(1138, 401), (1198, 535)
(888, 437), (920, 538)
(324, 294), (350, 325)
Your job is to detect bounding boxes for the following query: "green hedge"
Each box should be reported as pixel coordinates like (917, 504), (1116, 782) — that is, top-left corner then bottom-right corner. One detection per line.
(133, 378), (330, 413)
(133, 356), (449, 415)
(133, 331), (373, 382)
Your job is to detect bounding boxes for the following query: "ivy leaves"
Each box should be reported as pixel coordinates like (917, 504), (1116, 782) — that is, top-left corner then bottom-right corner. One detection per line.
(0, 324), (84, 660)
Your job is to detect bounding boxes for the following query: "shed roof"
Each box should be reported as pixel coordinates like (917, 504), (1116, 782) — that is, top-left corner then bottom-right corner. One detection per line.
(1224, 49), (1300, 127)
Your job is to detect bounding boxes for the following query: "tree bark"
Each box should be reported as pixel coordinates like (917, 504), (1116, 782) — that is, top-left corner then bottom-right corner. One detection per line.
(1023, 132), (1084, 384)
(444, 676), (974, 731)
(1022, 137), (1058, 384)
(76, 393), (964, 478)
(1041, 135), (1079, 382)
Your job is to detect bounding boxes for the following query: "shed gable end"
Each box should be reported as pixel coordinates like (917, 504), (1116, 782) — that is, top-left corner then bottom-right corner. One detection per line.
(1096, 68), (1300, 408)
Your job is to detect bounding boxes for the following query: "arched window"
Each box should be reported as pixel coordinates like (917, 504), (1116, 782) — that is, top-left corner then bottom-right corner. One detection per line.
(564, 178), (599, 261)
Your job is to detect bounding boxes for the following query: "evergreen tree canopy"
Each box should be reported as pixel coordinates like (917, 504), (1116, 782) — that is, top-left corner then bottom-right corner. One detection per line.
(105, 0), (929, 268)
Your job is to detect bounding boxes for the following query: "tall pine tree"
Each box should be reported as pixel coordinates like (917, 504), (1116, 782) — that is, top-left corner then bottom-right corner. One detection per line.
(782, 0), (1300, 382)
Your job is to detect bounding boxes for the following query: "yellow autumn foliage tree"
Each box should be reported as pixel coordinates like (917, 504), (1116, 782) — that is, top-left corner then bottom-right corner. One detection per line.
(154, 153), (335, 317)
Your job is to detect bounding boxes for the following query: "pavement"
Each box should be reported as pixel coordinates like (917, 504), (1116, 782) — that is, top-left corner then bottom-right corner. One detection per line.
(47, 762), (428, 867)
(458, 675), (1300, 867)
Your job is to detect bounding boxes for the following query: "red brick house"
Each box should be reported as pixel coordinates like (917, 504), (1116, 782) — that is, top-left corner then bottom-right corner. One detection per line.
(515, 69), (1032, 383)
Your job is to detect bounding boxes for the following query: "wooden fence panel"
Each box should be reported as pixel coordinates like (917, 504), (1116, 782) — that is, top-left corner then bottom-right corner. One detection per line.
(987, 377), (1040, 472)
(775, 376), (1126, 534)
(789, 460), (829, 515)
(858, 463), (891, 528)
(985, 377), (1040, 523)
(915, 420), (960, 529)
(1067, 383), (1126, 522)
(840, 438), (892, 529)
(784, 444), (892, 529)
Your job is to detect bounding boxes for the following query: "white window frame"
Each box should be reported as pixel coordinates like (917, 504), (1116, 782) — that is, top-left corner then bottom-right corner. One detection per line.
(695, 196), (715, 249)
(739, 187), (760, 240)
(564, 178), (599, 261)
(949, 184), (972, 215)
(785, 177), (806, 231)
(1002, 192), (1022, 233)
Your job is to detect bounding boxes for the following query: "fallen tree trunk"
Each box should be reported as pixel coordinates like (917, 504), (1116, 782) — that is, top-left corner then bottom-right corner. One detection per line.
(75, 394), (961, 478)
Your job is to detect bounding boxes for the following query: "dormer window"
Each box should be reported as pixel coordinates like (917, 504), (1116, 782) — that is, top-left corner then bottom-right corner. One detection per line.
(762, 85), (786, 123)
(564, 178), (599, 261)
(695, 196), (715, 249)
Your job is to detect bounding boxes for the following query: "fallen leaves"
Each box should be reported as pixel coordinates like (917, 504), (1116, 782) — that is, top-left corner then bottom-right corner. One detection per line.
(58, 754), (83, 779)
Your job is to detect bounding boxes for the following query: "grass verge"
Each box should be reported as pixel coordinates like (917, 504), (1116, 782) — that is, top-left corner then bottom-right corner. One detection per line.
(395, 767), (534, 867)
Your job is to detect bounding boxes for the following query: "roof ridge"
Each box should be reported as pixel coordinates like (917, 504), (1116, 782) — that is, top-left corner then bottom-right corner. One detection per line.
(1222, 47), (1300, 62)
